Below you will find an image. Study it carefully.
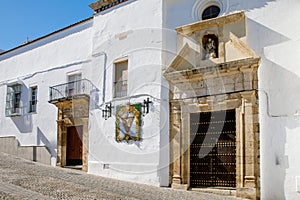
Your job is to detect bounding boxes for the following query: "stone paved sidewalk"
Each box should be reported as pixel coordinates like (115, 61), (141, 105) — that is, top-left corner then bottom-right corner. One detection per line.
(0, 152), (245, 200)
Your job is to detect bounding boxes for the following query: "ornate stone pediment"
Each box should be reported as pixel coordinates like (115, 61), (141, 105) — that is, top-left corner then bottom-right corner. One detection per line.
(167, 11), (261, 200)
(164, 11), (259, 77)
(164, 43), (200, 73)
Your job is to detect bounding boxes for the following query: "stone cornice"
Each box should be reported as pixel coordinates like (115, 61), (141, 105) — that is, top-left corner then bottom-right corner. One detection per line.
(89, 0), (113, 10)
(176, 12), (245, 36)
(89, 0), (129, 13)
(164, 57), (260, 83)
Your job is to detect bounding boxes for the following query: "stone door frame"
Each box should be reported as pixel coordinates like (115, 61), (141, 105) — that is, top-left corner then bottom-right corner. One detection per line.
(170, 90), (260, 199)
(57, 117), (89, 172)
(55, 99), (90, 172)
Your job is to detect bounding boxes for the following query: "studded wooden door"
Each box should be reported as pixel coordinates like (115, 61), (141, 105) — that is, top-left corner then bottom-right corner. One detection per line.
(67, 126), (83, 166)
(190, 110), (236, 187)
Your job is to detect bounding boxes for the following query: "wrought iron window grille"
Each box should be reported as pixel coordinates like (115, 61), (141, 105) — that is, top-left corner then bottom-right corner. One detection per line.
(29, 100), (37, 113)
(102, 103), (113, 120)
(141, 97), (152, 116)
(114, 80), (128, 98)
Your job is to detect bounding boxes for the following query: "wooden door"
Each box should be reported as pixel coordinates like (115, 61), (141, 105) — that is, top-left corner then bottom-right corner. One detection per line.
(67, 126), (83, 165)
(190, 110), (236, 187)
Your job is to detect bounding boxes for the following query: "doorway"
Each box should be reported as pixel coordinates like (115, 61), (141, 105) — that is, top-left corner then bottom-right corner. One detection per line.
(66, 126), (83, 166)
(190, 110), (236, 187)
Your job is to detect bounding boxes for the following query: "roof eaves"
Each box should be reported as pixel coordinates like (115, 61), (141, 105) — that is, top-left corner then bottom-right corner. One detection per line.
(0, 17), (93, 57)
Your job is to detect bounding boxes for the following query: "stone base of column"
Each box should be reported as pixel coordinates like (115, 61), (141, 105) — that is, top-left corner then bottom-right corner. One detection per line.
(244, 176), (256, 188)
(171, 183), (188, 190)
(237, 187), (258, 200)
(171, 175), (188, 190)
(82, 164), (88, 172)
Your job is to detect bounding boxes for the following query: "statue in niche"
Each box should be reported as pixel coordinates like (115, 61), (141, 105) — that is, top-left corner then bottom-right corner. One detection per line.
(205, 38), (217, 59)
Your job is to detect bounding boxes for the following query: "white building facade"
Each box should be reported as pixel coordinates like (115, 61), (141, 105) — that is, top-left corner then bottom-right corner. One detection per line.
(0, 0), (300, 199)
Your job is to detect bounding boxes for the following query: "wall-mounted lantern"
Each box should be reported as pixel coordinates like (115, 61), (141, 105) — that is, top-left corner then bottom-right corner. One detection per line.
(102, 103), (112, 120)
(141, 98), (152, 116)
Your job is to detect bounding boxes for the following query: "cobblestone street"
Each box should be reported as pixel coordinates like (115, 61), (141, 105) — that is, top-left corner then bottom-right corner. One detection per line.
(0, 153), (245, 200)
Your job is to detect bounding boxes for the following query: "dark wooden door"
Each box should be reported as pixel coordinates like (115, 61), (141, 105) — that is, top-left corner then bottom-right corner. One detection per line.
(190, 110), (236, 187)
(67, 126), (83, 165)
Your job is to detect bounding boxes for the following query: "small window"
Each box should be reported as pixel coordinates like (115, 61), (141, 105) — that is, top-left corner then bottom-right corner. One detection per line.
(114, 60), (128, 98)
(67, 74), (82, 96)
(202, 5), (220, 20)
(6, 84), (22, 116)
(29, 86), (37, 113)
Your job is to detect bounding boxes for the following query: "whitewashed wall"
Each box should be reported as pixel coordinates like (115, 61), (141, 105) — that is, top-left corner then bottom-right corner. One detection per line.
(87, 0), (170, 187)
(0, 0), (170, 187)
(164, 0), (300, 199)
(2, 0), (299, 196)
(0, 20), (93, 164)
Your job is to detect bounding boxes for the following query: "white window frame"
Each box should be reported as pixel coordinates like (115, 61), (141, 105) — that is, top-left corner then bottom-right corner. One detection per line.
(113, 59), (128, 98)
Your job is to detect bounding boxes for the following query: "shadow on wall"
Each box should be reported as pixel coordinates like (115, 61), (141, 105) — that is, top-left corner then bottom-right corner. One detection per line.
(245, 11), (300, 199)
(11, 84), (33, 133)
(11, 114), (33, 133)
(228, 0), (276, 13)
(260, 54), (300, 198)
(246, 18), (290, 56)
(37, 127), (56, 158)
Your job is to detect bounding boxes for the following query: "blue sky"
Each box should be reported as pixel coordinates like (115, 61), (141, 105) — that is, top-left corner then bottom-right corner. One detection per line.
(0, 1), (95, 51)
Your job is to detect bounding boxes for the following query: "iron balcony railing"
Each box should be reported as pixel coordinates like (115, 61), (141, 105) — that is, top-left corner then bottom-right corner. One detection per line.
(29, 100), (37, 112)
(114, 80), (127, 98)
(49, 79), (96, 102)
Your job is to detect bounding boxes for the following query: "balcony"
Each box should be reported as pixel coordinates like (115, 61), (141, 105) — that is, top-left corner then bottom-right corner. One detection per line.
(49, 79), (96, 103)
(114, 80), (127, 98)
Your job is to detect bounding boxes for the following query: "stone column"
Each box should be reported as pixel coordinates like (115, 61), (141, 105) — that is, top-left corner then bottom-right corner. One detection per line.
(56, 120), (63, 167)
(238, 91), (259, 200)
(57, 119), (67, 167)
(170, 101), (182, 188)
(218, 25), (225, 63)
(56, 105), (67, 167)
(61, 124), (67, 167)
(82, 119), (89, 172)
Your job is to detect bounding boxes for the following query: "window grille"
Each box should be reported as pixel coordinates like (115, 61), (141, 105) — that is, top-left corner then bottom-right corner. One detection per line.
(29, 86), (37, 112)
(202, 5), (220, 20)
(6, 84), (22, 116)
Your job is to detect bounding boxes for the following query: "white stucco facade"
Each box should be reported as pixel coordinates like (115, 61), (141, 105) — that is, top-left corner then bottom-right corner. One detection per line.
(0, 18), (93, 157)
(87, 0), (169, 186)
(163, 0), (300, 199)
(1, 0), (300, 199)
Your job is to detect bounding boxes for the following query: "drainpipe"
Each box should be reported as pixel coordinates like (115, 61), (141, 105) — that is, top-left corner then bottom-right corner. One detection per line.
(92, 51), (107, 104)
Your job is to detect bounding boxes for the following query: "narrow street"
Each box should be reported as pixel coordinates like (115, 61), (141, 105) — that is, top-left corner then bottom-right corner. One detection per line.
(0, 153), (244, 200)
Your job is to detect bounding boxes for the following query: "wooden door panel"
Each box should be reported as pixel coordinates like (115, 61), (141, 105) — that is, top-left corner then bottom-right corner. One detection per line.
(190, 110), (236, 188)
(67, 126), (83, 165)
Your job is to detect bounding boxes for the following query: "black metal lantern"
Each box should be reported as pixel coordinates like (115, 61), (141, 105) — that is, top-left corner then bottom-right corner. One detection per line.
(102, 103), (112, 120)
(141, 98), (152, 116)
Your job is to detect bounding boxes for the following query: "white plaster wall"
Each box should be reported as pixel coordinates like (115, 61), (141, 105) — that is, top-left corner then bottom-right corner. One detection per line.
(87, 0), (169, 186)
(0, 0), (170, 187)
(4, 0), (300, 195)
(245, 1), (300, 199)
(164, 0), (300, 199)
(0, 20), (93, 165)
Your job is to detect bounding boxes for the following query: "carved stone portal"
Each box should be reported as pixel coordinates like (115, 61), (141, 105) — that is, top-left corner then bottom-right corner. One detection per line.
(165, 12), (261, 200)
